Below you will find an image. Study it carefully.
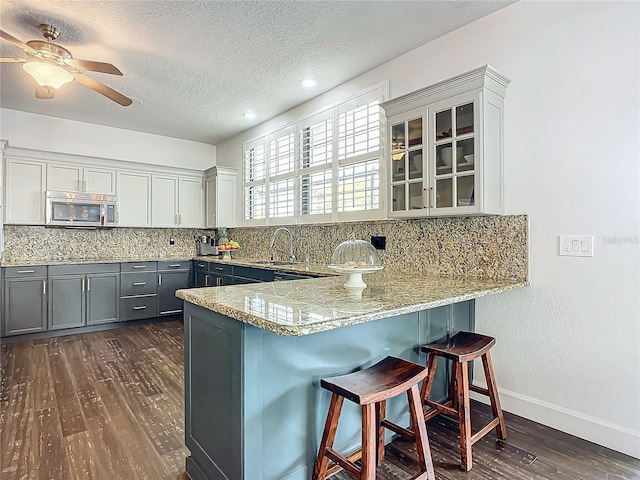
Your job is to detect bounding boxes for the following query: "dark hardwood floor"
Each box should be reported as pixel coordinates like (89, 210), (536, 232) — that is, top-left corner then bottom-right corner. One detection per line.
(1, 321), (639, 479)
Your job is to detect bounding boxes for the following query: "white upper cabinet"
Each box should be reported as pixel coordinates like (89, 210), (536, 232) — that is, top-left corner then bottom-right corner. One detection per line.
(3, 146), (209, 228)
(47, 163), (116, 195)
(151, 174), (204, 228)
(382, 65), (509, 217)
(4, 158), (47, 225)
(84, 168), (116, 195)
(205, 166), (237, 228)
(179, 177), (204, 228)
(117, 171), (152, 227)
(151, 175), (179, 227)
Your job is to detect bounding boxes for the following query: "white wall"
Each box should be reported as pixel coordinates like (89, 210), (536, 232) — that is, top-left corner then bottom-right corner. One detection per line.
(217, 1), (640, 457)
(0, 108), (216, 170)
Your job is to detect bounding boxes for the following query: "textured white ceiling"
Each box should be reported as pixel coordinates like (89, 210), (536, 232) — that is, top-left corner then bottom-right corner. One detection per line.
(0, 0), (515, 145)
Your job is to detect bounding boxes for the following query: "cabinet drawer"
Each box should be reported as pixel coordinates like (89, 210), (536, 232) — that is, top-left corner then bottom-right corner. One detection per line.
(4, 266), (48, 278)
(49, 263), (120, 275)
(193, 261), (209, 271)
(209, 263), (233, 275)
(120, 296), (158, 321)
(121, 272), (158, 296)
(120, 261), (157, 273)
(158, 260), (190, 271)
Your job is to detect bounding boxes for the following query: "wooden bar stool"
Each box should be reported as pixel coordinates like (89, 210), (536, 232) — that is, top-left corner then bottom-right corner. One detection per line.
(313, 356), (435, 480)
(420, 331), (507, 471)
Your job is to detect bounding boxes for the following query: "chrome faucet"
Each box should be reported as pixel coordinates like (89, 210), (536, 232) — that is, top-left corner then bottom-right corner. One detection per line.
(269, 227), (295, 263)
(296, 237), (310, 269)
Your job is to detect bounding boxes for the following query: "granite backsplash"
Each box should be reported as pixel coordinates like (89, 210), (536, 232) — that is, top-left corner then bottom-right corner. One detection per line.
(2, 215), (527, 281)
(2, 226), (204, 263)
(228, 215), (528, 281)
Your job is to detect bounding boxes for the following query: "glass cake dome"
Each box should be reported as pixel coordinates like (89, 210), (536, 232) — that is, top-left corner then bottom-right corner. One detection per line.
(328, 234), (383, 292)
(329, 233), (383, 268)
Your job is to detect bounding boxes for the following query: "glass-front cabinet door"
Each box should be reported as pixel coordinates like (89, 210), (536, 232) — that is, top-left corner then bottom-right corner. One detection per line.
(382, 65), (509, 218)
(389, 110), (426, 216)
(430, 93), (477, 214)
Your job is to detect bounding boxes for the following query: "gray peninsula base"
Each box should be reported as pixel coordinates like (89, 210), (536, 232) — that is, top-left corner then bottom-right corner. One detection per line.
(183, 300), (474, 480)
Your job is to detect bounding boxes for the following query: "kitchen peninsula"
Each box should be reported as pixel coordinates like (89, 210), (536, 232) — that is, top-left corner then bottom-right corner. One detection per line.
(176, 266), (527, 480)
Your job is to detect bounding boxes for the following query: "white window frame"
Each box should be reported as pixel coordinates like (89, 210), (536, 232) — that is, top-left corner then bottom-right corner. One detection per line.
(242, 82), (388, 226)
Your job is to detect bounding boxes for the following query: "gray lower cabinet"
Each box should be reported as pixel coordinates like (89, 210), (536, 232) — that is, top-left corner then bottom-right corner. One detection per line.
(48, 274), (86, 330)
(120, 262), (158, 321)
(193, 261), (233, 287)
(158, 260), (191, 316)
(86, 273), (120, 325)
(3, 269), (48, 336)
(48, 264), (121, 330)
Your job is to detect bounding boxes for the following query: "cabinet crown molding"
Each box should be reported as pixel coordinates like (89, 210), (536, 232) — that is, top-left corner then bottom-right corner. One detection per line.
(381, 65), (510, 117)
(3, 144), (205, 179)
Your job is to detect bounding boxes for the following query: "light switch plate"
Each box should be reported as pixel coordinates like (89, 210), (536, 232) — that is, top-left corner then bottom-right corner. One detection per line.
(559, 235), (593, 257)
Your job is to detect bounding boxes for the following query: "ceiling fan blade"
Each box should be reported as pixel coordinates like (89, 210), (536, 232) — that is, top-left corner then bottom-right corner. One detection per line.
(71, 71), (132, 106)
(0, 29), (38, 55)
(35, 85), (55, 99)
(64, 58), (123, 76)
(0, 57), (26, 63)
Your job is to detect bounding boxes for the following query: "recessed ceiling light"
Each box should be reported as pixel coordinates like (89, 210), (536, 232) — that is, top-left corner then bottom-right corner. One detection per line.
(301, 78), (318, 88)
(243, 111), (257, 119)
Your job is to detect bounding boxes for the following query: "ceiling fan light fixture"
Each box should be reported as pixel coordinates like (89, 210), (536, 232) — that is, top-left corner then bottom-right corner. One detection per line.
(22, 61), (73, 89)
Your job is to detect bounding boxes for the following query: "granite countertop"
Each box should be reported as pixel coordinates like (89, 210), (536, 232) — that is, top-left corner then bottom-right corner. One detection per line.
(1, 255), (193, 267)
(176, 270), (528, 337)
(192, 255), (336, 276)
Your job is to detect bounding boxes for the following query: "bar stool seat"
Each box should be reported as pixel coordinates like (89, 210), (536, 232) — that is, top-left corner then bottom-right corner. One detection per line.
(313, 356), (435, 480)
(421, 331), (507, 471)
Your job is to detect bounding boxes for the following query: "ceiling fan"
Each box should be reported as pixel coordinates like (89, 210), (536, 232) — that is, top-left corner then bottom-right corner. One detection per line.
(0, 24), (132, 106)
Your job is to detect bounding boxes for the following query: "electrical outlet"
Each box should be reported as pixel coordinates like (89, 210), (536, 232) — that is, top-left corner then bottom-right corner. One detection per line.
(371, 236), (386, 250)
(558, 235), (593, 257)
(169, 236), (175, 246)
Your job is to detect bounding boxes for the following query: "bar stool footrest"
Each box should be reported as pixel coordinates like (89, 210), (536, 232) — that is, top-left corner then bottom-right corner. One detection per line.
(425, 399), (457, 418)
(470, 418), (501, 446)
(469, 384), (490, 396)
(380, 419), (415, 443)
(326, 447), (361, 478)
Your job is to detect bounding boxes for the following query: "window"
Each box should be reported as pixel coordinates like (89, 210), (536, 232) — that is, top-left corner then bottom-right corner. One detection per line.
(243, 84), (386, 224)
(300, 111), (333, 217)
(337, 159), (380, 212)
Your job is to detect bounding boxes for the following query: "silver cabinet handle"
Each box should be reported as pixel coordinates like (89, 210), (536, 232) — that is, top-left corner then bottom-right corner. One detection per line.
(169, 264), (181, 268)
(133, 282), (147, 286)
(158, 274), (162, 286)
(87, 278), (90, 291)
(133, 265), (147, 269)
(427, 187), (433, 209)
(214, 266), (223, 271)
(198, 263), (205, 268)
(205, 275), (209, 287)
(217, 277), (222, 287)
(43, 280), (47, 295)
(17, 270), (35, 274)
(78, 179), (82, 191)
(133, 306), (147, 310)
(83, 180), (87, 192)
(81, 278), (85, 292)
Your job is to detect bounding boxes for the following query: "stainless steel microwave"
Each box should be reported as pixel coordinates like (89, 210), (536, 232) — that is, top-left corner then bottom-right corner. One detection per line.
(45, 191), (117, 227)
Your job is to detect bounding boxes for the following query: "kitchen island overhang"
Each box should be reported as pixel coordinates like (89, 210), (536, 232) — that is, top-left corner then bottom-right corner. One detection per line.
(177, 272), (527, 480)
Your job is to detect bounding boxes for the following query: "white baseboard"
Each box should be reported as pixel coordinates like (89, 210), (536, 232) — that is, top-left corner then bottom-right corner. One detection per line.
(471, 381), (640, 460)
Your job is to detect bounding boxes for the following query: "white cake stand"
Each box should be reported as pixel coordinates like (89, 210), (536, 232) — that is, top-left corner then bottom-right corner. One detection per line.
(327, 265), (383, 293)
